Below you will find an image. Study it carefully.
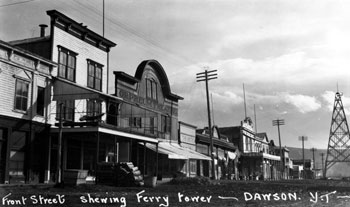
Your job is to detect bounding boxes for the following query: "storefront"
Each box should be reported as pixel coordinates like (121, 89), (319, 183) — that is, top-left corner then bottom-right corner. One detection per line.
(196, 126), (238, 179)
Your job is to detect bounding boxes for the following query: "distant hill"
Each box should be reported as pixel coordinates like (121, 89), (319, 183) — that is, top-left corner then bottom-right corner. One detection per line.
(287, 147), (327, 170)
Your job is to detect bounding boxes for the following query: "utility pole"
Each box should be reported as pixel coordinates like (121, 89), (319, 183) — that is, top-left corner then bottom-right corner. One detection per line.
(299, 136), (308, 178)
(310, 148), (317, 179)
(196, 68), (217, 179)
(320, 152), (325, 178)
(272, 119), (285, 179)
(310, 148), (317, 170)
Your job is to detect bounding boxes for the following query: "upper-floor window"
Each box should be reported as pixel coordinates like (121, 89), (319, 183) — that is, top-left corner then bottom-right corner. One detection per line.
(87, 99), (102, 116)
(36, 86), (45, 116)
(146, 78), (157, 100)
(87, 60), (103, 91)
(161, 115), (171, 133)
(56, 100), (75, 121)
(14, 79), (29, 112)
(58, 47), (77, 82)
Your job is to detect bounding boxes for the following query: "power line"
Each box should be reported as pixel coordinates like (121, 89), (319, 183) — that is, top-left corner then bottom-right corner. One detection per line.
(0, 0), (36, 8)
(72, 0), (198, 66)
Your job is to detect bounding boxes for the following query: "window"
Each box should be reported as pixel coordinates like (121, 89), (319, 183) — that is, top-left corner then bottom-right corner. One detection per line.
(87, 99), (102, 116)
(146, 78), (157, 100)
(161, 115), (171, 133)
(129, 117), (141, 128)
(36, 87), (45, 116)
(56, 100), (75, 121)
(58, 47), (76, 82)
(189, 160), (197, 175)
(149, 117), (155, 134)
(14, 79), (29, 111)
(87, 60), (103, 91)
(9, 131), (26, 182)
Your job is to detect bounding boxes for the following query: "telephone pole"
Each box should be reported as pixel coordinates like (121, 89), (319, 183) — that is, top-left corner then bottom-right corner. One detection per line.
(299, 136), (308, 178)
(310, 147), (317, 179)
(310, 148), (317, 170)
(196, 68), (217, 179)
(320, 152), (325, 178)
(272, 119), (285, 178)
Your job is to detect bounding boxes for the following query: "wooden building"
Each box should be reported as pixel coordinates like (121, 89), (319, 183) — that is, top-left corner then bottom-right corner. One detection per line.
(220, 118), (282, 180)
(196, 126), (238, 180)
(0, 40), (56, 184)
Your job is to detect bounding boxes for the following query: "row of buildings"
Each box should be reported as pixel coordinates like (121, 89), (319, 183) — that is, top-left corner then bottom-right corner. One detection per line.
(0, 10), (294, 185)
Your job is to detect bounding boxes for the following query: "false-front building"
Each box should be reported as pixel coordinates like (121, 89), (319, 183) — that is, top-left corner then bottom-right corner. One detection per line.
(220, 118), (282, 180)
(0, 40), (56, 184)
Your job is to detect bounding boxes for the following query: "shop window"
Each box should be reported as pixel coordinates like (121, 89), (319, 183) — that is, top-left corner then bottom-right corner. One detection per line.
(87, 60), (103, 91)
(58, 46), (77, 82)
(146, 78), (157, 100)
(0, 128), (7, 183)
(14, 79), (29, 112)
(66, 139), (81, 169)
(36, 86), (45, 116)
(9, 131), (26, 183)
(189, 160), (197, 175)
(87, 99), (102, 116)
(56, 100), (75, 121)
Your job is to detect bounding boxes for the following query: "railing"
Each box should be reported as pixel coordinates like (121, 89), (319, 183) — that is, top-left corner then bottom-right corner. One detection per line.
(54, 110), (168, 138)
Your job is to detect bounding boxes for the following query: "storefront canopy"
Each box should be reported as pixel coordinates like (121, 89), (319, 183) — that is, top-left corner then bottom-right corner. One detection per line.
(142, 143), (187, 159)
(52, 77), (122, 101)
(142, 142), (211, 160)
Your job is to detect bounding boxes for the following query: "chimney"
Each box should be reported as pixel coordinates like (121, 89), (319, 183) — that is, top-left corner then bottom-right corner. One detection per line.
(39, 24), (48, 37)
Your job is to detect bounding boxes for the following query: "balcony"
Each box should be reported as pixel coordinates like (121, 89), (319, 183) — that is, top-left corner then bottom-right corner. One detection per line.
(54, 109), (167, 139)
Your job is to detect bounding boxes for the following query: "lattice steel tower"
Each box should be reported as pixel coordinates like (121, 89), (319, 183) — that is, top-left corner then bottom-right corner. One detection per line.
(325, 91), (350, 177)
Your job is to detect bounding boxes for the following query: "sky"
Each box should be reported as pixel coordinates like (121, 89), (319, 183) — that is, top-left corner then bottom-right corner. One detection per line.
(1, 0), (350, 149)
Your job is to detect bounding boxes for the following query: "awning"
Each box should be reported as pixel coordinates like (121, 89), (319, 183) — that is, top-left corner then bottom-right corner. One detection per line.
(243, 152), (281, 161)
(50, 126), (158, 143)
(142, 143), (187, 159)
(52, 77), (122, 101)
(142, 142), (211, 160)
(262, 153), (281, 161)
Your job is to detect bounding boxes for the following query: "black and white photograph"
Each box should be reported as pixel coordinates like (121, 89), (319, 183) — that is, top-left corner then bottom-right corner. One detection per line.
(1, 0), (350, 206)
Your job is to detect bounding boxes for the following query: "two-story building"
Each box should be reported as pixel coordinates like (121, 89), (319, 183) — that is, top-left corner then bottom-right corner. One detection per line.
(220, 118), (282, 180)
(196, 126), (238, 180)
(0, 40), (56, 184)
(113, 61), (209, 181)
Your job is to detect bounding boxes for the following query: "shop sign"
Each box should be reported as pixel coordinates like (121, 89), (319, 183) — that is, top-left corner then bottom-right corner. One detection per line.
(118, 89), (178, 116)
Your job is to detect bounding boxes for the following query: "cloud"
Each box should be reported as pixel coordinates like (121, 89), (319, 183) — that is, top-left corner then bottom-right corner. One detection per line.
(281, 93), (321, 114)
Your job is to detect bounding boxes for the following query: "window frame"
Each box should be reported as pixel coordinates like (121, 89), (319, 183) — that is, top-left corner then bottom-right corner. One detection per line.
(58, 46), (77, 82)
(146, 78), (157, 101)
(161, 115), (171, 133)
(87, 59), (103, 91)
(14, 79), (29, 112)
(86, 99), (102, 117)
(56, 100), (75, 122)
(36, 86), (45, 116)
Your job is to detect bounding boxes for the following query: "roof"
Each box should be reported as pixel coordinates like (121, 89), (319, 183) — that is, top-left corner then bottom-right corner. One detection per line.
(115, 60), (183, 101)
(196, 133), (237, 151)
(218, 126), (241, 142)
(8, 36), (50, 46)
(46, 10), (116, 49)
(0, 39), (56, 66)
(135, 60), (183, 101)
